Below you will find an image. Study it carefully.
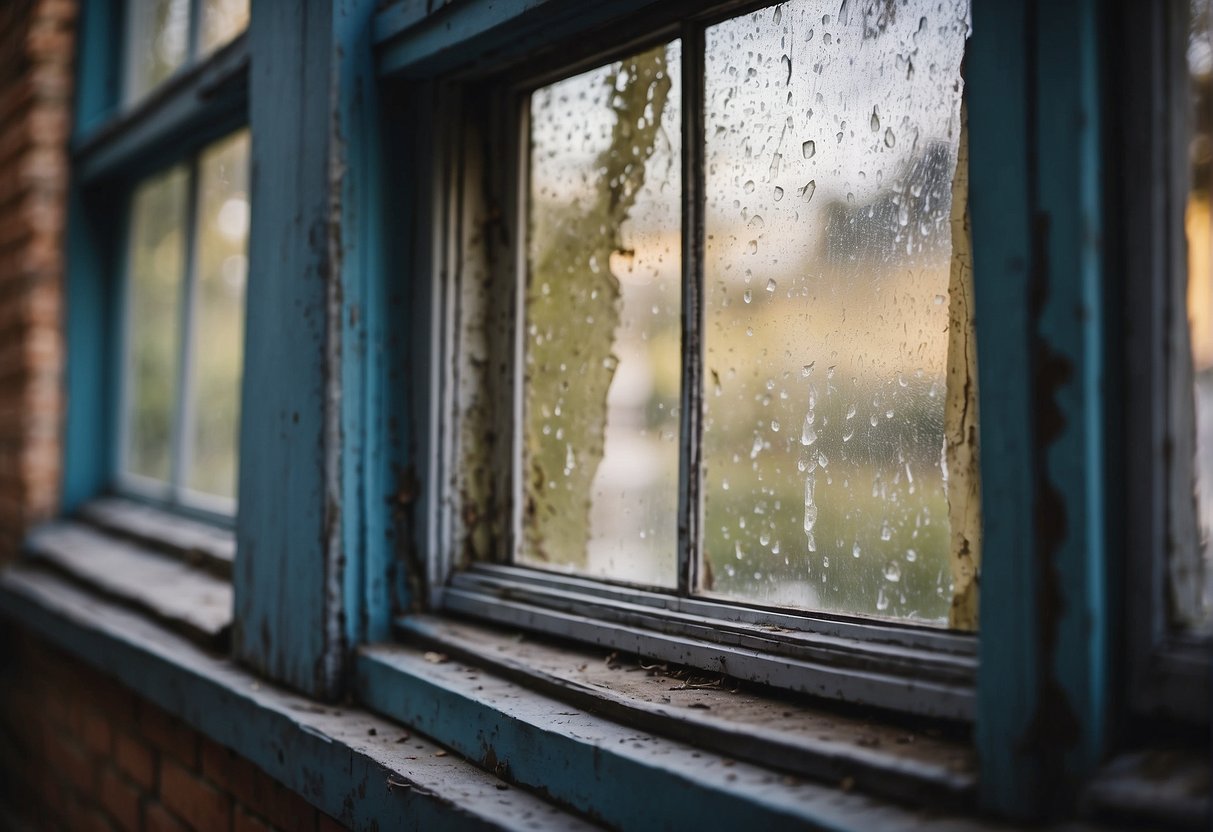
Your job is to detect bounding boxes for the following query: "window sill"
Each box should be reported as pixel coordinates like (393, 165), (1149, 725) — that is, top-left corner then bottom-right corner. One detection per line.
(24, 512), (232, 650)
(4, 524), (1204, 830)
(0, 566), (597, 831)
(392, 613), (976, 810)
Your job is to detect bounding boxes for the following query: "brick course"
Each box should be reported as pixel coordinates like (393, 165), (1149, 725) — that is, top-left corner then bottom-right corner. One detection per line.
(0, 630), (347, 831)
(0, 0), (69, 562)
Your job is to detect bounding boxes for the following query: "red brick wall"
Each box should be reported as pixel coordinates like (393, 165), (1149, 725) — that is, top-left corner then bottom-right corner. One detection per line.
(0, 629), (348, 831)
(0, 0), (70, 562)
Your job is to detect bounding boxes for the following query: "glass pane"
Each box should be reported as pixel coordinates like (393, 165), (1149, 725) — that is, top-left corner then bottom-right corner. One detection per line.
(185, 130), (250, 500)
(124, 166), (189, 483)
(701, 1), (968, 621)
(1184, 0), (1213, 630)
(126, 0), (191, 102)
(200, 0), (250, 54)
(519, 41), (682, 587)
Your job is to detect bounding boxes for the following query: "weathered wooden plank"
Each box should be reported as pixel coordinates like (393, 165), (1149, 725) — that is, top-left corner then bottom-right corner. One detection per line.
(441, 587), (975, 719)
(969, 0), (1110, 818)
(358, 644), (1003, 832)
(74, 34), (249, 186)
(397, 614), (977, 810)
(78, 497), (235, 578)
(374, 0), (663, 78)
(0, 568), (600, 832)
(235, 0), (344, 696)
(25, 522), (232, 648)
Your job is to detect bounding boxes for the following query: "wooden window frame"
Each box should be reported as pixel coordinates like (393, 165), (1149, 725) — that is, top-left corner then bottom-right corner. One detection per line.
(414, 1), (978, 720)
(1117, 0), (1213, 725)
(61, 0), (248, 524)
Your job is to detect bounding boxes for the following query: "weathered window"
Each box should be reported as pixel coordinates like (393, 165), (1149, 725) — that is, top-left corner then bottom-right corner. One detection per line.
(438, 0), (979, 713)
(120, 130), (250, 513)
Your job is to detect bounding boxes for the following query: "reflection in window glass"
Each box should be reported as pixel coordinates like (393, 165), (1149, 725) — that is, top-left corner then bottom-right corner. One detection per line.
(126, 0), (190, 101)
(701, 1), (969, 622)
(186, 130), (249, 500)
(124, 166), (188, 482)
(121, 132), (249, 509)
(126, 0), (249, 103)
(1185, 0), (1213, 630)
(201, 0), (250, 54)
(520, 42), (682, 587)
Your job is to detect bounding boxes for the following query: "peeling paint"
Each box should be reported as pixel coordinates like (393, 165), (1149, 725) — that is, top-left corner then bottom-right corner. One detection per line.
(945, 95), (982, 632)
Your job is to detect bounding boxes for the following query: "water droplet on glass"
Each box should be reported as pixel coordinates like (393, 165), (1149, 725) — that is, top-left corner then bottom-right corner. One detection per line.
(748, 240), (758, 254)
(765, 278), (777, 293)
(898, 203), (910, 227)
(743, 288), (753, 304)
(870, 106), (880, 132)
(735, 541), (745, 560)
(799, 180), (816, 202)
(884, 127), (896, 147)
(750, 434), (763, 459)
(801, 139), (816, 159)
(800, 482), (819, 533)
(906, 548), (918, 563)
(773, 5), (782, 24)
(782, 54), (792, 84)
(845, 403), (857, 420)
(852, 541), (862, 558)
(760, 532), (771, 546)
(770, 419), (780, 432)
(801, 362), (815, 377)
(883, 561), (902, 582)
(869, 413), (879, 427)
(744, 179), (756, 193)
(800, 419), (818, 447)
(842, 426), (855, 442)
(773, 186), (784, 201)
(880, 521), (893, 541)
(769, 151), (783, 179)
(876, 587), (890, 611)
(817, 450), (829, 469)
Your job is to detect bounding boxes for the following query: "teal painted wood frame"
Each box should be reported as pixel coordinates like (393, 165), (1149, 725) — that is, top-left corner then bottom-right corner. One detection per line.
(234, 0), (404, 698)
(61, 0), (124, 513)
(63, 1), (249, 514)
(968, 0), (1110, 818)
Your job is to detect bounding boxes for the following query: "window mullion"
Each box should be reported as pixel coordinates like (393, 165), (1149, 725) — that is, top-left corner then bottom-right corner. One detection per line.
(677, 22), (706, 597)
(171, 157), (202, 499)
(187, 0), (204, 63)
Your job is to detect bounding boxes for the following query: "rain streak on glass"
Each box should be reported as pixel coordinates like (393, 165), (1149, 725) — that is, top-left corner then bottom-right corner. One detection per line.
(519, 42), (682, 587)
(1183, 0), (1213, 631)
(701, 0), (969, 622)
(123, 166), (189, 483)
